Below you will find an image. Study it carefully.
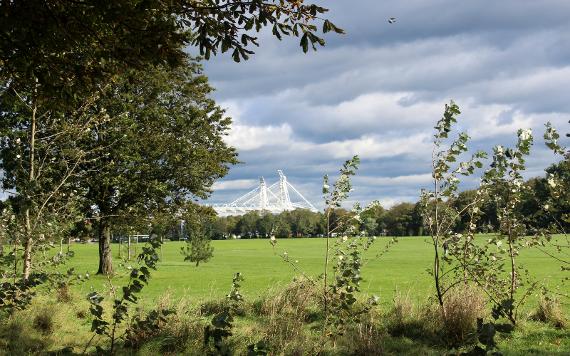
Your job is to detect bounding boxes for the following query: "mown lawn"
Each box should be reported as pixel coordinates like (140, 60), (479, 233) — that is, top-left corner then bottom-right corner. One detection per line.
(66, 235), (569, 311)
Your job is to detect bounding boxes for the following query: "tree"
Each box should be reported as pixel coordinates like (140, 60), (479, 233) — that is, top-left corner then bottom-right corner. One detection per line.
(1, 1), (343, 99)
(384, 203), (416, 236)
(273, 216), (292, 238)
(235, 211), (260, 238)
(0, 78), (111, 279)
(359, 203), (384, 236)
(256, 213), (275, 238)
(78, 60), (236, 275)
(181, 209), (215, 267)
(1, 0), (343, 278)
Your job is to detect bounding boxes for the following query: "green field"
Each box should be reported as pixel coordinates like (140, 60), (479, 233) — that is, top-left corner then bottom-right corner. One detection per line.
(67, 236), (569, 310)
(2, 235), (568, 355)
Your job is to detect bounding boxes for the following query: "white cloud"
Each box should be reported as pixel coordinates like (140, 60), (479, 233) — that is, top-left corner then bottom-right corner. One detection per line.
(212, 179), (258, 191)
(313, 133), (432, 159)
(225, 122), (293, 151)
(356, 173), (432, 186)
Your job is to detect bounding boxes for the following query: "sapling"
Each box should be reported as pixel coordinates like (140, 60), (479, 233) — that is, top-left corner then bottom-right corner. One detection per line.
(420, 101), (486, 309)
(86, 237), (162, 353)
(181, 221), (214, 267)
(541, 122), (570, 297)
(478, 128), (535, 325)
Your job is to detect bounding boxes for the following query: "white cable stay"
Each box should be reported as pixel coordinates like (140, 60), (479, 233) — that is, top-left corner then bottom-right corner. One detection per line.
(212, 170), (318, 217)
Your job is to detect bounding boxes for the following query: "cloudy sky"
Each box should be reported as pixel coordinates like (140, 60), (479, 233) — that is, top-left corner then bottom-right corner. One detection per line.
(203, 0), (570, 209)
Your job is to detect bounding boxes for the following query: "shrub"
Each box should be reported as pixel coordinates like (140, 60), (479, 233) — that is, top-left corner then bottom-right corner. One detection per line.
(531, 295), (567, 329)
(199, 298), (247, 317)
(254, 278), (319, 353)
(339, 310), (385, 355)
(256, 278), (318, 321)
(0, 317), (49, 354)
(385, 287), (485, 348)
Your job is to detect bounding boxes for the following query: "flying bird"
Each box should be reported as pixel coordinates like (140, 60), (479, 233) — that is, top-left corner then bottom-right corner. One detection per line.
(388, 17), (396, 24)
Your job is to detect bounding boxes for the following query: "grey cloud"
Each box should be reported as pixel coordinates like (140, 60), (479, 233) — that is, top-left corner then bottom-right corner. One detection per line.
(201, 0), (570, 209)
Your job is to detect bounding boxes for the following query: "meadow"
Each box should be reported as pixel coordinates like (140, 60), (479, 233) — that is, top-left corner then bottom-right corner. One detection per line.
(66, 235), (569, 311)
(3, 235), (569, 355)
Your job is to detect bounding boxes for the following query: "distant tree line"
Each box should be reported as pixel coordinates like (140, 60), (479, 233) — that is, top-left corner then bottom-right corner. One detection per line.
(205, 159), (568, 239)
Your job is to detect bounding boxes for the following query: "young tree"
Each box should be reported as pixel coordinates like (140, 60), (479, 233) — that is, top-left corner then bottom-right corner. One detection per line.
(421, 101), (487, 309)
(0, 81), (112, 279)
(181, 207), (215, 267)
(182, 219), (215, 267)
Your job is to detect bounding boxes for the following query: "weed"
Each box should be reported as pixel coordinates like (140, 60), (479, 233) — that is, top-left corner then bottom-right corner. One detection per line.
(56, 283), (73, 303)
(33, 306), (55, 334)
(530, 295), (567, 328)
(440, 285), (486, 346)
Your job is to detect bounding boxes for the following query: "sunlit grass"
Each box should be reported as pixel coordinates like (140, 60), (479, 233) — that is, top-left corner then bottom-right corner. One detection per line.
(64, 235), (569, 311)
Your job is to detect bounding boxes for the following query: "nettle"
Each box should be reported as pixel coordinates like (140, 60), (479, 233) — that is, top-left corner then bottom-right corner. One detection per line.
(204, 272), (243, 355)
(421, 101), (487, 309)
(86, 237), (165, 354)
(204, 272), (268, 356)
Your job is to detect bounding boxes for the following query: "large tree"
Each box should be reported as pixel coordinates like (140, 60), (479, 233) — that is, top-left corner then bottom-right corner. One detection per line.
(80, 59), (236, 274)
(1, 1), (342, 95)
(0, 79), (111, 278)
(0, 0), (342, 277)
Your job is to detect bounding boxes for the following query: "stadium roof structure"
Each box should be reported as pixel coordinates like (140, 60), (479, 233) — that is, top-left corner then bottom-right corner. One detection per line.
(213, 170), (318, 217)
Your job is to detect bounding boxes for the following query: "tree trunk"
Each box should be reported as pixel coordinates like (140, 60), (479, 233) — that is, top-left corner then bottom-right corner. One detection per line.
(23, 103), (38, 280)
(97, 221), (113, 275)
(23, 209), (33, 280)
(195, 260), (200, 267)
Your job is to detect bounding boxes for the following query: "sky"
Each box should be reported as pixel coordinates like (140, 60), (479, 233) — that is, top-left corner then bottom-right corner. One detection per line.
(202, 0), (570, 210)
(0, 2), (567, 209)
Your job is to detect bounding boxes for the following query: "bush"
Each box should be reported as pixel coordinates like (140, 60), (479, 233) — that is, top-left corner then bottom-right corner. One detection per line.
(531, 295), (567, 329)
(199, 297), (247, 317)
(339, 310), (385, 355)
(0, 317), (49, 354)
(254, 278), (320, 353)
(385, 287), (485, 348)
(124, 294), (205, 354)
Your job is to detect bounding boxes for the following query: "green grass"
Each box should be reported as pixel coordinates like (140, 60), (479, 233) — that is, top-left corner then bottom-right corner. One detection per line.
(3, 235), (569, 354)
(65, 235), (569, 310)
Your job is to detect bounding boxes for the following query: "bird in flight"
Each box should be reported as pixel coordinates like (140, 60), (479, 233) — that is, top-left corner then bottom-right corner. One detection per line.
(388, 17), (396, 24)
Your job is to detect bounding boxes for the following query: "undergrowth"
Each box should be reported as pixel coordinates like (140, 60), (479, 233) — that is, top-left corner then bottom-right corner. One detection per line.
(1, 278), (567, 355)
